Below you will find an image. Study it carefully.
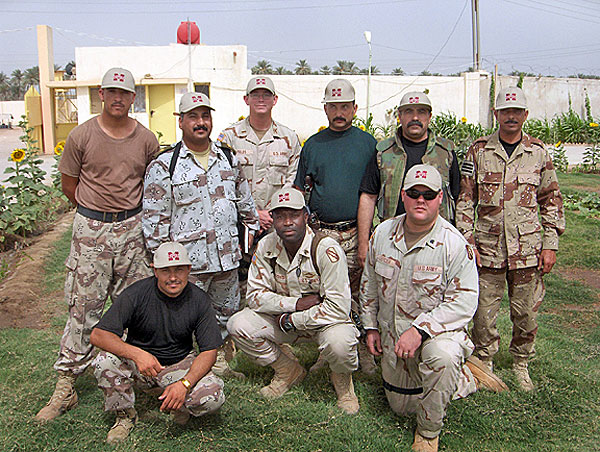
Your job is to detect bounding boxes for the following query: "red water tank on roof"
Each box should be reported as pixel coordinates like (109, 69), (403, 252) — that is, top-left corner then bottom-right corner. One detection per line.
(177, 21), (200, 44)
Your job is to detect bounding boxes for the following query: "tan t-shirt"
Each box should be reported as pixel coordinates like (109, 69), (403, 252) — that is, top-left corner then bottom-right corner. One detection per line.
(59, 117), (159, 211)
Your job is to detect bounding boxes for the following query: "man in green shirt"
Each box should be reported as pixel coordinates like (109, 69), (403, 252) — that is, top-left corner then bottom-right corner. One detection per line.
(294, 79), (377, 374)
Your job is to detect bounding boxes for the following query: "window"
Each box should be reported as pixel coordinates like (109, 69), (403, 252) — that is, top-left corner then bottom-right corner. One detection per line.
(194, 83), (210, 97)
(89, 87), (102, 115)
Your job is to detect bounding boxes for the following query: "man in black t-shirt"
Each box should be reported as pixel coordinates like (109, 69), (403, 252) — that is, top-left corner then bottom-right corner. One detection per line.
(90, 242), (224, 444)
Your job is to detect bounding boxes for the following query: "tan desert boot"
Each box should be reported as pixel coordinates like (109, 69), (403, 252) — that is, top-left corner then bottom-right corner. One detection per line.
(513, 359), (534, 391)
(35, 371), (78, 422)
(260, 350), (306, 399)
(106, 408), (138, 444)
(412, 430), (439, 452)
(358, 342), (377, 376)
(212, 347), (246, 380)
(330, 372), (360, 415)
(466, 356), (509, 392)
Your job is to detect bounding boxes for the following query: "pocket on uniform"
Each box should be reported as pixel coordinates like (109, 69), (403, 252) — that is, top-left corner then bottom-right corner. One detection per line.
(517, 173), (540, 207)
(477, 172), (503, 206)
(474, 221), (501, 257)
(517, 222), (542, 256)
(64, 253), (79, 307)
(411, 271), (443, 310)
(172, 180), (203, 206)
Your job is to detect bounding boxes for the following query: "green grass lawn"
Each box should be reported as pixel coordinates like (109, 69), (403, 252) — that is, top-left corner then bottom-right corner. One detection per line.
(1, 173), (599, 452)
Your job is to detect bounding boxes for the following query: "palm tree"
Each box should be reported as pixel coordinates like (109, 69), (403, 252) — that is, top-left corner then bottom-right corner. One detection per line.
(251, 60), (274, 75)
(391, 67), (405, 76)
(23, 66), (39, 89)
(10, 69), (25, 99)
(359, 66), (380, 75)
(274, 66), (292, 75)
(319, 65), (332, 75)
(294, 59), (312, 75)
(333, 60), (359, 75)
(0, 71), (9, 100)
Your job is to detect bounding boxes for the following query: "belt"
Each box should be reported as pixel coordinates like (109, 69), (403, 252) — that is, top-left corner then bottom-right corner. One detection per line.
(319, 219), (357, 232)
(382, 378), (423, 395)
(77, 205), (142, 223)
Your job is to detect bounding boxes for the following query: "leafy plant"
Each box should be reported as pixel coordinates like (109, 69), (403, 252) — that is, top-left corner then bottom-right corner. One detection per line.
(548, 141), (569, 173)
(429, 112), (494, 163)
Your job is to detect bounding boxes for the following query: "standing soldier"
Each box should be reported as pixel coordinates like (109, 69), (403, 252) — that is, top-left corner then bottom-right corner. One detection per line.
(357, 91), (460, 267)
(143, 92), (259, 379)
(36, 67), (160, 422)
(360, 165), (507, 452)
(294, 79), (377, 374)
(455, 86), (565, 391)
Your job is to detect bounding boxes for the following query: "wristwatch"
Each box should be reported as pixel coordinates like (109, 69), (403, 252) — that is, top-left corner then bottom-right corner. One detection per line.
(279, 313), (295, 333)
(179, 378), (191, 391)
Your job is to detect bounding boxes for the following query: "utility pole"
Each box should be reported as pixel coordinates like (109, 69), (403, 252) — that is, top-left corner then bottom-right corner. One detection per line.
(364, 31), (372, 120)
(471, 0), (481, 71)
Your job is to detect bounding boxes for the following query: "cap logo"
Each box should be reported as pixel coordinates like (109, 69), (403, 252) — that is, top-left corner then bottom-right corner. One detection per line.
(192, 95), (204, 103)
(415, 170), (427, 179)
(506, 93), (517, 101)
(256, 78), (266, 85)
(113, 73), (125, 82)
(409, 96), (420, 103)
(168, 251), (180, 261)
(331, 88), (342, 97)
(278, 192), (290, 202)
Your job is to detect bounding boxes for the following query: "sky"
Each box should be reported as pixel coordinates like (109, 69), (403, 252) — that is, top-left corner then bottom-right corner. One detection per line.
(1, 0), (600, 77)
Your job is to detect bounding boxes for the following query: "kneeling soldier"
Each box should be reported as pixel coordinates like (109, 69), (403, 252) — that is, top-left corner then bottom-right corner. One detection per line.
(90, 242), (225, 444)
(227, 188), (360, 414)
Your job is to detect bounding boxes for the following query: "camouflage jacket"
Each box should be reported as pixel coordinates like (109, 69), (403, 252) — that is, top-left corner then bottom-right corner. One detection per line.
(376, 129), (456, 222)
(246, 227), (353, 331)
(455, 131), (565, 270)
(218, 118), (301, 211)
(359, 215), (478, 367)
(142, 141), (259, 273)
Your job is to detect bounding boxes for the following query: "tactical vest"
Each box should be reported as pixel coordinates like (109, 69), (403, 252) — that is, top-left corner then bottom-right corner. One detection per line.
(376, 130), (456, 222)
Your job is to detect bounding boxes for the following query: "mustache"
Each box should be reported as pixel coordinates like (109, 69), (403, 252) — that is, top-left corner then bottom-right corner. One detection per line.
(111, 102), (124, 107)
(333, 117), (348, 122)
(407, 120), (423, 127)
(504, 120), (518, 124)
(193, 125), (209, 132)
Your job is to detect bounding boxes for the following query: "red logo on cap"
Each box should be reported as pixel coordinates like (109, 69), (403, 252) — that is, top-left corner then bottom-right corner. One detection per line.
(506, 93), (517, 101)
(168, 251), (180, 261)
(113, 73), (125, 82)
(278, 193), (290, 202)
(192, 95), (203, 103)
(256, 78), (266, 85)
(409, 96), (420, 103)
(415, 170), (427, 179)
(331, 88), (342, 97)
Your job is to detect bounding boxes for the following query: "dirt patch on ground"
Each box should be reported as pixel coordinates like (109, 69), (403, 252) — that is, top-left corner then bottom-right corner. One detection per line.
(557, 267), (600, 293)
(571, 184), (600, 194)
(0, 211), (74, 329)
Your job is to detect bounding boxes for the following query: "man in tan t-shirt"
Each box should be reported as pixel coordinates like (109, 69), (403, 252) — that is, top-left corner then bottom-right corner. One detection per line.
(36, 67), (160, 422)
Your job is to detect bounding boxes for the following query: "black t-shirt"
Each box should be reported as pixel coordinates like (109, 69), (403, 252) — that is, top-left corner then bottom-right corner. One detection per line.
(359, 132), (460, 216)
(500, 137), (521, 159)
(95, 277), (223, 366)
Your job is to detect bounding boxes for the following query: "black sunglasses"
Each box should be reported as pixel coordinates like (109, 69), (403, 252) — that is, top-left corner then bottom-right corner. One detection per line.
(405, 188), (440, 201)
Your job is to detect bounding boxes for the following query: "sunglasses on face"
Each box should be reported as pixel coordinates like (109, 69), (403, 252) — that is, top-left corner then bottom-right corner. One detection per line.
(405, 188), (440, 201)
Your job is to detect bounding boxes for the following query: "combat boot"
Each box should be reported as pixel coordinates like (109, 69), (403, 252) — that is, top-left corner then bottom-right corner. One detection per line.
(465, 356), (508, 392)
(106, 408), (138, 444)
(260, 350), (306, 399)
(412, 430), (439, 452)
(309, 351), (326, 373)
(212, 347), (246, 380)
(513, 358), (534, 391)
(330, 372), (359, 415)
(358, 342), (377, 375)
(35, 371), (78, 422)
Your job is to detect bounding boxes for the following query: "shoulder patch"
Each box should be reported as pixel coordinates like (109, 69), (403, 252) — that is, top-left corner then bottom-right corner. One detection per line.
(466, 244), (474, 261)
(376, 137), (395, 152)
(461, 160), (475, 177)
(325, 247), (340, 263)
(217, 133), (225, 142)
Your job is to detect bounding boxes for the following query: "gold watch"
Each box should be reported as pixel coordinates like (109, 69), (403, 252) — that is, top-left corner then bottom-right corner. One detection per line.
(179, 378), (191, 391)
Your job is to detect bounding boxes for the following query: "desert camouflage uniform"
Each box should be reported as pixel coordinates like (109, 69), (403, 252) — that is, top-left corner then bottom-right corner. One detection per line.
(227, 228), (359, 374)
(54, 212), (152, 374)
(359, 215), (479, 438)
(376, 129), (456, 222)
(218, 118), (301, 211)
(93, 351), (224, 416)
(455, 131), (565, 360)
(143, 141), (259, 333)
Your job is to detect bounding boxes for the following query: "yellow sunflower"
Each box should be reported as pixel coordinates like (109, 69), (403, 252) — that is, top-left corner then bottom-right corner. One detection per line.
(359, 124), (366, 131)
(318, 125), (327, 132)
(11, 148), (26, 162)
(301, 139), (307, 147)
(555, 141), (562, 147)
(238, 115), (246, 121)
(461, 117), (467, 124)
(54, 140), (65, 156)
(589, 122), (599, 128)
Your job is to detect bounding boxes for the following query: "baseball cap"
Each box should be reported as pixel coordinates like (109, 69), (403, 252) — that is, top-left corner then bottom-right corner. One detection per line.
(398, 91), (432, 110)
(403, 164), (442, 192)
(495, 86), (527, 110)
(177, 92), (214, 115)
(246, 76), (276, 95)
(269, 187), (306, 212)
(322, 79), (355, 103)
(153, 242), (193, 268)
(101, 67), (136, 93)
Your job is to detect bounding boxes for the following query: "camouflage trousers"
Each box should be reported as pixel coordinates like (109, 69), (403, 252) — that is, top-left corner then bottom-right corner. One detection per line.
(473, 266), (545, 361)
(382, 330), (477, 438)
(228, 308), (359, 374)
(54, 212), (152, 374)
(189, 269), (240, 339)
(93, 351), (225, 415)
(320, 226), (361, 313)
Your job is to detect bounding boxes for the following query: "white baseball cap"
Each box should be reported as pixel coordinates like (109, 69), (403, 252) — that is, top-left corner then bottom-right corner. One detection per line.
(246, 76), (276, 95)
(398, 91), (432, 110)
(269, 187), (306, 212)
(101, 67), (136, 93)
(495, 86), (527, 110)
(403, 164), (442, 192)
(153, 242), (192, 268)
(322, 79), (355, 103)
(177, 92), (214, 114)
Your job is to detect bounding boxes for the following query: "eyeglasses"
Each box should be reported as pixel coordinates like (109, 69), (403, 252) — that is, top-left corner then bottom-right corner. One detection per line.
(249, 93), (274, 100)
(405, 188), (440, 201)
